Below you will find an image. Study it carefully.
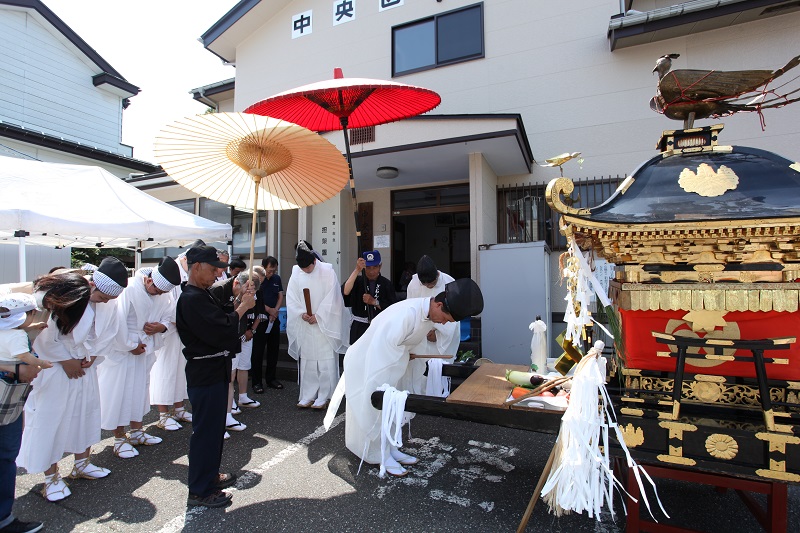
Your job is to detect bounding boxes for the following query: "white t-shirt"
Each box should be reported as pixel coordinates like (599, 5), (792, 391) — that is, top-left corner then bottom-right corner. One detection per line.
(0, 329), (31, 363)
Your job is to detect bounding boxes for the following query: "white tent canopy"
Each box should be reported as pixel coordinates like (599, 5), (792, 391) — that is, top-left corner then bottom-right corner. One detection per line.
(0, 156), (232, 280)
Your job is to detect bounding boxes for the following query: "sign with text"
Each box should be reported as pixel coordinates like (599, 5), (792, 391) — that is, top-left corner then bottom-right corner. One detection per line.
(292, 10), (313, 38)
(379, 0), (403, 12)
(333, 0), (356, 26)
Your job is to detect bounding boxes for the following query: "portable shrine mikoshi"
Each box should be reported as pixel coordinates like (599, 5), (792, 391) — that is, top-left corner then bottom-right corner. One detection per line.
(546, 123), (800, 484)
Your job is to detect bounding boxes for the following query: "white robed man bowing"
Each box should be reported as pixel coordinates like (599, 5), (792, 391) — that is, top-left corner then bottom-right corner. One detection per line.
(325, 278), (483, 477)
(97, 257), (180, 458)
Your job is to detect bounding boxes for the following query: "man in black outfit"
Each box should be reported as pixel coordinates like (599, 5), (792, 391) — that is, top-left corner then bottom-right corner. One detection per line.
(342, 250), (397, 345)
(176, 245), (255, 508)
(252, 256), (284, 393)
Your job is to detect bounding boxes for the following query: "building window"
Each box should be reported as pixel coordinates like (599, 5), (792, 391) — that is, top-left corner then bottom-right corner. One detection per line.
(498, 176), (624, 251)
(392, 184), (469, 212)
(392, 3), (484, 77)
(142, 199), (196, 260)
(232, 209), (267, 257)
(199, 198), (232, 253)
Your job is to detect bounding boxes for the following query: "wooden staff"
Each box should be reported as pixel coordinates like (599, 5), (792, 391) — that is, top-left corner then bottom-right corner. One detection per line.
(303, 288), (312, 316)
(504, 376), (572, 407)
(409, 354), (453, 360)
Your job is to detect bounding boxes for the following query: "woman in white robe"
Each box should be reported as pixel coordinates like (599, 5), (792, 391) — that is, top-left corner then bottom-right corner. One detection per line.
(286, 242), (349, 409)
(18, 262), (127, 502)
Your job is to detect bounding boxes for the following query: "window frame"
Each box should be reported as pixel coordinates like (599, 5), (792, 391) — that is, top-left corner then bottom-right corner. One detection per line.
(392, 2), (485, 77)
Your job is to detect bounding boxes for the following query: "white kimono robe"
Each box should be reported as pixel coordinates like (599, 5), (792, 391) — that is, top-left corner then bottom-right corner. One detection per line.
(286, 262), (349, 403)
(341, 297), (434, 464)
(401, 271), (460, 395)
(97, 274), (172, 429)
(150, 261), (188, 406)
(18, 299), (119, 473)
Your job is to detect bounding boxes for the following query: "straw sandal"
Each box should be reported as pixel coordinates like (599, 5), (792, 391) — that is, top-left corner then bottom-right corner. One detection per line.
(42, 472), (71, 502)
(113, 437), (139, 459)
(156, 413), (182, 431)
(173, 408), (193, 423)
(130, 431), (162, 446)
(69, 457), (110, 480)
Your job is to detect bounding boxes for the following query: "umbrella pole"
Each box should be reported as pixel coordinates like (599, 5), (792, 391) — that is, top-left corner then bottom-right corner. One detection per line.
(340, 115), (372, 322)
(248, 176), (261, 282)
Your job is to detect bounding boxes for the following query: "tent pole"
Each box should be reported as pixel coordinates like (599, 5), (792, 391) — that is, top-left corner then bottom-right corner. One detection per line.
(135, 241), (142, 271)
(16, 231), (27, 282)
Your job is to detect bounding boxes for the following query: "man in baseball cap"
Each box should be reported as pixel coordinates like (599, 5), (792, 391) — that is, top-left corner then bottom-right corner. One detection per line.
(342, 249), (397, 344)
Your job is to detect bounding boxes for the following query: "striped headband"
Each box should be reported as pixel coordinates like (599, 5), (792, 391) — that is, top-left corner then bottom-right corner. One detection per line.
(93, 270), (125, 297)
(151, 267), (176, 292)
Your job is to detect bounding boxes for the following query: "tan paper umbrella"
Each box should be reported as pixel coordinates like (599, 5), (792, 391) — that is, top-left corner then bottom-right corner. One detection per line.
(154, 112), (349, 273)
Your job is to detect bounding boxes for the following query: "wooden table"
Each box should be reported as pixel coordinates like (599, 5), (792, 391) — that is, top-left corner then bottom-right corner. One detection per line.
(371, 363), (565, 434)
(446, 363), (530, 408)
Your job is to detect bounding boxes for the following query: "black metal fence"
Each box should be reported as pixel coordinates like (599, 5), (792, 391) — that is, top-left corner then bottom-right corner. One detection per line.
(497, 175), (625, 250)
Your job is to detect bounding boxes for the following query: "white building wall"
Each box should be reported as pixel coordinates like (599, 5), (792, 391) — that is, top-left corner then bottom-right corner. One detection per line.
(0, 9), (126, 154)
(232, 0), (800, 181)
(199, 0), (800, 312)
(470, 152), (497, 282)
(217, 95), (235, 113)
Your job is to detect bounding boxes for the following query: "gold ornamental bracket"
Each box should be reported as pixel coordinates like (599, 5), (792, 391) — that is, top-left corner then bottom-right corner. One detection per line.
(545, 177), (591, 216)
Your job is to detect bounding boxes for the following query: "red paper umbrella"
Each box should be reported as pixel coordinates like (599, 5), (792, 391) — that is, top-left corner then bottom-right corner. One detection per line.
(245, 68), (441, 132)
(244, 69), (441, 253)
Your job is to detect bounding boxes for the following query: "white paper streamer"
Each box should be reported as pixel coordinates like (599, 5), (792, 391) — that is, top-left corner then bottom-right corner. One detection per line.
(541, 341), (668, 521)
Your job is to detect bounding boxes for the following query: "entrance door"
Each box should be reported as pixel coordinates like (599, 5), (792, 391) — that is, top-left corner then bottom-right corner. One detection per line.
(392, 220), (407, 287)
(391, 185), (471, 289)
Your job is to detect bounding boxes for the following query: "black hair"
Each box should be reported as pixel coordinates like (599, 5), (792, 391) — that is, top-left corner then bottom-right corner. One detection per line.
(434, 291), (449, 315)
(34, 272), (91, 335)
(261, 256), (278, 267)
(229, 257), (247, 270)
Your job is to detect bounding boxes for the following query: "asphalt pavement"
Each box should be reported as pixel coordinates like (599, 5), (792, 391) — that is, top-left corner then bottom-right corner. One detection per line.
(12, 380), (800, 532)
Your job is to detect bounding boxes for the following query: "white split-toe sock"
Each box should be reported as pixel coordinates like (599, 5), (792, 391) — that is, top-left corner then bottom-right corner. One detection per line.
(383, 456), (408, 477)
(226, 414), (246, 431)
(157, 413), (182, 431)
(390, 447), (418, 466)
(174, 408), (192, 422)
(42, 472), (71, 502)
(113, 437), (139, 459)
(130, 430), (162, 446)
(69, 457), (110, 479)
(238, 394), (260, 408)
